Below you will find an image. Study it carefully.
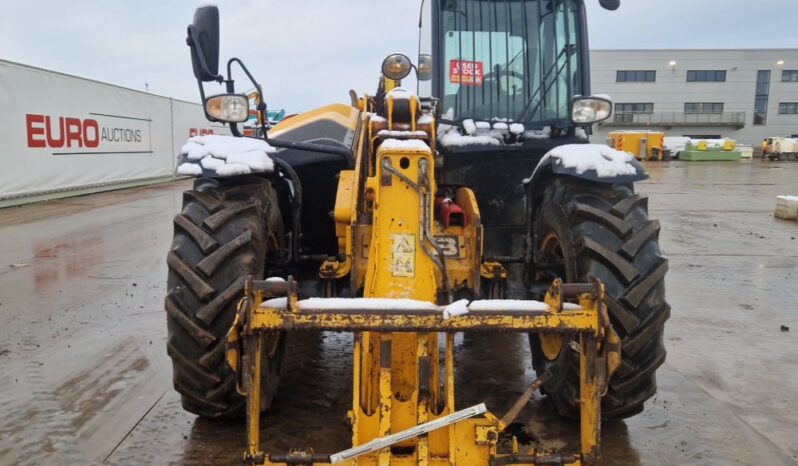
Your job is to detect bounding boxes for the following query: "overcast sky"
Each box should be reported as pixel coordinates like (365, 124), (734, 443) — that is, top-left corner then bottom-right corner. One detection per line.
(1, 0), (796, 111)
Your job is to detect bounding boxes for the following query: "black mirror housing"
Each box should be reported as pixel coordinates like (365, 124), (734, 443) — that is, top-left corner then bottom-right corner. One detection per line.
(188, 5), (221, 82)
(599, 0), (621, 10)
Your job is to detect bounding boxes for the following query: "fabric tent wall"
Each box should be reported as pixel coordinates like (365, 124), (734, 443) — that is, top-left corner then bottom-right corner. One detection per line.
(0, 59), (227, 205)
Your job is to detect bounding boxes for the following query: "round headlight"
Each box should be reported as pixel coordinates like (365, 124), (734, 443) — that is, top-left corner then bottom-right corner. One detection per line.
(382, 53), (413, 81)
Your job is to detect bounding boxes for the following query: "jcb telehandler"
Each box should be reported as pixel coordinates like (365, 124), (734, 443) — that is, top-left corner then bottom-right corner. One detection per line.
(166, 1), (668, 464)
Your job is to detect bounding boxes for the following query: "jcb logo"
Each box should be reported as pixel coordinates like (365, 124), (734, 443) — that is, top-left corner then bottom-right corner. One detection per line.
(26, 114), (100, 149)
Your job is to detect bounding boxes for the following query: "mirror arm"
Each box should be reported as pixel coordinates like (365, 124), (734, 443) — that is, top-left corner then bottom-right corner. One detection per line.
(225, 57), (271, 138)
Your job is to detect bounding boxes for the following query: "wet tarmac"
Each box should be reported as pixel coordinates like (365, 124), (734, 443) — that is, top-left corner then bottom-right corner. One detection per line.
(0, 160), (796, 465)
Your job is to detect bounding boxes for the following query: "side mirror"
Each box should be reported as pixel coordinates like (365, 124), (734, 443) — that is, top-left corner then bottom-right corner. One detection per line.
(187, 5), (221, 82)
(599, 0), (621, 10)
(571, 96), (613, 125)
(418, 54), (433, 81)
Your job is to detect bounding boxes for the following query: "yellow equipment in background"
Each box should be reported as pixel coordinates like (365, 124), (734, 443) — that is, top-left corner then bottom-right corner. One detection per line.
(608, 131), (666, 161)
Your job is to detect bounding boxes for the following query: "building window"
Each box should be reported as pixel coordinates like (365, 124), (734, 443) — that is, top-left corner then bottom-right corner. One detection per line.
(615, 103), (654, 114)
(779, 103), (798, 114)
(616, 70), (656, 82)
(685, 103), (724, 114)
(782, 70), (798, 82)
(687, 70), (727, 82)
(754, 70), (771, 125)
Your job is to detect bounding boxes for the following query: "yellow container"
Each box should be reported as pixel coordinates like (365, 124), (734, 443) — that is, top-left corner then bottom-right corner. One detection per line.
(697, 141), (708, 151)
(608, 131), (666, 161)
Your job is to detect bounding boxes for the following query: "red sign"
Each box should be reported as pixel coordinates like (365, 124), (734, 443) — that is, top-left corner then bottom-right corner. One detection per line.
(449, 60), (484, 86)
(26, 114), (100, 149)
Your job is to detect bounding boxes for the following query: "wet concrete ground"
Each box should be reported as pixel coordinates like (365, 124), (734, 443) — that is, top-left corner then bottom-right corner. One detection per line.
(0, 160), (796, 465)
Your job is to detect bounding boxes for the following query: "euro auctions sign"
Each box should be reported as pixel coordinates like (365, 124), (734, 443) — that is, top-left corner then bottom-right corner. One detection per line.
(25, 112), (151, 155)
(449, 59), (484, 86)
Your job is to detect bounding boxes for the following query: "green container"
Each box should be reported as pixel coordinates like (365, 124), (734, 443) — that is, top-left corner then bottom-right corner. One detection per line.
(680, 150), (742, 161)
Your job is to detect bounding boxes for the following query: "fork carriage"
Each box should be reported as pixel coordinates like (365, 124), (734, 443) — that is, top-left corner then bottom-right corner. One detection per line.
(227, 277), (620, 466)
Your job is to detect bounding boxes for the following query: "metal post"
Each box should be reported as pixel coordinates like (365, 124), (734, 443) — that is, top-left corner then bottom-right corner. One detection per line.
(579, 334), (601, 465)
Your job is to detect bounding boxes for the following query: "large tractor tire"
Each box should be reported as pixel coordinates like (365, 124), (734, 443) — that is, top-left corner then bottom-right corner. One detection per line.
(166, 177), (285, 418)
(530, 178), (669, 421)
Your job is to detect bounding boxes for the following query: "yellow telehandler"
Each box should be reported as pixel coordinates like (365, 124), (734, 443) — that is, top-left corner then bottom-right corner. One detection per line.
(166, 1), (669, 464)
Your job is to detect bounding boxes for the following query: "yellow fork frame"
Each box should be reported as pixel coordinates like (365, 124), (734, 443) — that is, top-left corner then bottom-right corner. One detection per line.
(226, 278), (619, 466)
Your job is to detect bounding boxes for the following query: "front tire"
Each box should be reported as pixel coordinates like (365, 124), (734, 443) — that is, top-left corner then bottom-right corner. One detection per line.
(530, 178), (670, 421)
(166, 177), (285, 418)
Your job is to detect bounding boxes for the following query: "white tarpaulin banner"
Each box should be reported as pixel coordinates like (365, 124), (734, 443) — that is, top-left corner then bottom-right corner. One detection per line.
(0, 59), (227, 203)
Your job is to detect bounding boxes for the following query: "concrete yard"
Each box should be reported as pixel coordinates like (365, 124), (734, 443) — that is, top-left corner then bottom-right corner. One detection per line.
(0, 161), (796, 466)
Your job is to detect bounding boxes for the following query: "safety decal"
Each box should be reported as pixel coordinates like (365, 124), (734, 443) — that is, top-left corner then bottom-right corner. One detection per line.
(391, 234), (416, 277)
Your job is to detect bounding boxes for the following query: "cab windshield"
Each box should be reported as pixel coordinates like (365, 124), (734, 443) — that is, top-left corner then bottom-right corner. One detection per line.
(433, 0), (582, 125)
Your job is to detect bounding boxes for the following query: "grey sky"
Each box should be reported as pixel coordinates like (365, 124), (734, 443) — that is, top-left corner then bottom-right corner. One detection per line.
(1, 0), (796, 112)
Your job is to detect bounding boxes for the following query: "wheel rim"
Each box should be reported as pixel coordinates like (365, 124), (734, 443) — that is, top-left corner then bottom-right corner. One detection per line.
(539, 233), (565, 361)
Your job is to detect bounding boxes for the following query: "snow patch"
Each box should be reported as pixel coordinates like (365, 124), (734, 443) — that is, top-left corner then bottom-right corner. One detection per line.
(475, 121), (491, 130)
(462, 119), (477, 135)
(176, 163), (202, 176)
(442, 300), (469, 319)
(260, 297), (288, 309)
(523, 126), (551, 139)
(370, 114), (387, 123)
(181, 142), (206, 161)
(381, 139), (430, 151)
(575, 127), (588, 140)
(215, 163), (252, 176)
(377, 130), (428, 138)
(493, 122), (509, 131)
(178, 135), (276, 177)
(468, 300), (550, 312)
(539, 144), (638, 178)
(417, 114), (434, 125)
(510, 123), (526, 135)
(386, 87), (413, 101)
(778, 195), (798, 202)
(664, 136), (691, 154)
(439, 129), (501, 147)
(226, 151), (275, 172)
(200, 156), (225, 171)
(297, 298), (438, 311)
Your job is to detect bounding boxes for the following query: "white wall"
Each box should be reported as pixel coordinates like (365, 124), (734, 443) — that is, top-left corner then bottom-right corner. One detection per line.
(589, 49), (798, 146)
(0, 59), (227, 205)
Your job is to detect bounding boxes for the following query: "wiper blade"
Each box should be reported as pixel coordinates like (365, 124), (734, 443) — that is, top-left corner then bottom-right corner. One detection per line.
(515, 45), (573, 123)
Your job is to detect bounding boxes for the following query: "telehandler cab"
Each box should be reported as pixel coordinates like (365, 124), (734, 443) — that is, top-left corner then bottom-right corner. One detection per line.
(166, 0), (669, 464)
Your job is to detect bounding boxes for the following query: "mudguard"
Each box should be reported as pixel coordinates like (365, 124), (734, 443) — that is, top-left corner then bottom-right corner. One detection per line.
(523, 144), (648, 230)
(524, 145), (648, 190)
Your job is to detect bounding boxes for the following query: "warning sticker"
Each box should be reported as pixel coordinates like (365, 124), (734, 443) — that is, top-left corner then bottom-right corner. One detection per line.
(391, 234), (416, 278)
(449, 59), (484, 86)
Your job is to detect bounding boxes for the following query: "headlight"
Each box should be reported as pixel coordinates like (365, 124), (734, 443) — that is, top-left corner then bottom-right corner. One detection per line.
(382, 53), (413, 81)
(571, 96), (613, 125)
(205, 94), (249, 123)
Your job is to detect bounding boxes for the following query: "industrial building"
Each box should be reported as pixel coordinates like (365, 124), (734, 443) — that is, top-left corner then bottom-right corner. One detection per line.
(590, 49), (798, 146)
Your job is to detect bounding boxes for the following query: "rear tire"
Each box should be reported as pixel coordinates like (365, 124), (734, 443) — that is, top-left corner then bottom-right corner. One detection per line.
(529, 178), (669, 421)
(166, 177), (285, 418)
